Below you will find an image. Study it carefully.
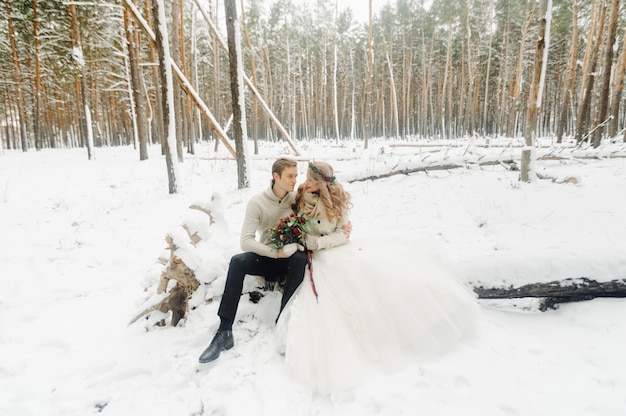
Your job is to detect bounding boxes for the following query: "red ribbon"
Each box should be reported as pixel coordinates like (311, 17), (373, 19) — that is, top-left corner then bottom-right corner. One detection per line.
(307, 250), (319, 302)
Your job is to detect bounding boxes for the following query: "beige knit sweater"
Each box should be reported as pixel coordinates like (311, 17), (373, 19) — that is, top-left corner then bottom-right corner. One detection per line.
(240, 185), (295, 258)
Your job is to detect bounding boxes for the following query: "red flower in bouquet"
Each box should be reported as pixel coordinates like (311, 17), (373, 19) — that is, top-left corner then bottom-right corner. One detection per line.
(269, 213), (311, 249)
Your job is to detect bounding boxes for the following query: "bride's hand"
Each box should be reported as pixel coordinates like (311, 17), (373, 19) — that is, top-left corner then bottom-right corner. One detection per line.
(341, 221), (352, 239)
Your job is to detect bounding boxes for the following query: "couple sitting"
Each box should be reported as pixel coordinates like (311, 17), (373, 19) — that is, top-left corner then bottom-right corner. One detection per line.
(199, 158), (478, 394)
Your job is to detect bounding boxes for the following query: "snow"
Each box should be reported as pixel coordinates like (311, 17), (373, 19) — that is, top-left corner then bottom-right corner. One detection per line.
(1, 139), (626, 415)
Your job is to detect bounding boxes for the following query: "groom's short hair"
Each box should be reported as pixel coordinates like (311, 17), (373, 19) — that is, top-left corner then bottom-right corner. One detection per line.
(272, 158), (297, 177)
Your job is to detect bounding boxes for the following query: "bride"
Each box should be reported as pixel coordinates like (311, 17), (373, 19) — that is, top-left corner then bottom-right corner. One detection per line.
(276, 161), (479, 394)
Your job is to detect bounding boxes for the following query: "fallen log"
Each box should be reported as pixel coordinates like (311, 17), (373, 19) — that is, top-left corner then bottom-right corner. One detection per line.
(473, 278), (626, 311)
(347, 160), (518, 183)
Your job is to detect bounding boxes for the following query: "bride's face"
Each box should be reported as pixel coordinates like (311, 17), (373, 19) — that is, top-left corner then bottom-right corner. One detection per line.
(303, 172), (320, 193)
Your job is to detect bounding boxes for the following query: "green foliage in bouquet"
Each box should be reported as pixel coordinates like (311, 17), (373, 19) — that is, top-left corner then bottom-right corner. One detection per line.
(269, 213), (311, 249)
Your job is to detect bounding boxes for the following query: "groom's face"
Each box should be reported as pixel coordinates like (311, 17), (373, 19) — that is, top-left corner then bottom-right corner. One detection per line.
(275, 166), (298, 193)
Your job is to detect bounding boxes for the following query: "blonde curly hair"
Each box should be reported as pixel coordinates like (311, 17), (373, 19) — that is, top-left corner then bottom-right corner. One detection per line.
(295, 161), (352, 223)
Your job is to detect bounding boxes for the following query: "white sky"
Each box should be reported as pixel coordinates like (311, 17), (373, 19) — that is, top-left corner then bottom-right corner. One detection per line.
(339, 0), (388, 22)
(295, 0), (389, 22)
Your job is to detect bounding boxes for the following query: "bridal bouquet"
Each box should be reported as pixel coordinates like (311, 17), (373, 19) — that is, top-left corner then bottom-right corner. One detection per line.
(269, 213), (310, 249)
(270, 213), (319, 301)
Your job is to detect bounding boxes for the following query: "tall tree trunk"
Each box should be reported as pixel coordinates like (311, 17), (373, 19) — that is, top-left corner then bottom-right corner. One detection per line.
(522, 0), (551, 182)
(224, 0), (249, 189)
(31, 0), (42, 151)
(575, 0), (606, 144)
(332, 1), (340, 142)
(240, 0), (259, 153)
(153, 0), (179, 194)
(5, 0), (29, 152)
(178, 3), (194, 156)
(364, 0), (373, 148)
(506, 3), (537, 138)
(482, 3), (495, 135)
(422, 30), (436, 138)
(386, 51), (399, 139)
(442, 16), (453, 139)
(465, 0), (475, 135)
(124, 6), (149, 160)
(556, 0), (578, 143)
(496, 18), (510, 137)
(592, 0), (620, 147)
(190, 2), (202, 149)
(212, 1), (222, 152)
(609, 27), (626, 138)
(68, 2), (95, 159)
(144, 0), (164, 147)
(171, 0), (184, 162)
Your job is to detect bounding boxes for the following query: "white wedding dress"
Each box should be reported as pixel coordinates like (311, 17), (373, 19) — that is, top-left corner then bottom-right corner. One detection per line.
(276, 239), (479, 394)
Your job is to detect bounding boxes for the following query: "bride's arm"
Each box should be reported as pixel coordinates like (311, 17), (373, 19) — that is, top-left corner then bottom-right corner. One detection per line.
(306, 216), (350, 251)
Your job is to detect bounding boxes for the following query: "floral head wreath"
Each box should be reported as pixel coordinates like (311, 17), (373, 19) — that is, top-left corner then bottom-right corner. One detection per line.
(309, 162), (336, 183)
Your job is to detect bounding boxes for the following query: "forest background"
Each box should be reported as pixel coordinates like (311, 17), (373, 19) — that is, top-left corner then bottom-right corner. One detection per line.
(1, 0), (626, 165)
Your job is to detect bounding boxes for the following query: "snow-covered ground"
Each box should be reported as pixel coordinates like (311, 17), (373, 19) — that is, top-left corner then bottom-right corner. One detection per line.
(1, 138), (625, 415)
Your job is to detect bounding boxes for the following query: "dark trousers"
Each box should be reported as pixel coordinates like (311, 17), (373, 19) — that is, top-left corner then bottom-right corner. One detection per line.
(217, 250), (308, 324)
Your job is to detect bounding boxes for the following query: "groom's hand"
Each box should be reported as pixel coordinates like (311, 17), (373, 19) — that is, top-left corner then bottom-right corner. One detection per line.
(277, 243), (303, 258)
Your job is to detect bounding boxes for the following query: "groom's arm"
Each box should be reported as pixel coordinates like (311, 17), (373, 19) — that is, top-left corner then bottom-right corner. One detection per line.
(240, 198), (278, 258)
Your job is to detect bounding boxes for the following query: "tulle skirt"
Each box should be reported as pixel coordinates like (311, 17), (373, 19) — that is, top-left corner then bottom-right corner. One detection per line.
(275, 239), (479, 394)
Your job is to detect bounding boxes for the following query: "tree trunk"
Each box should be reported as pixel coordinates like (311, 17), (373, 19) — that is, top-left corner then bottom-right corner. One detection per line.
(240, 0), (259, 153)
(465, 2), (475, 136)
(180, 6), (195, 156)
(522, 0), (551, 182)
(442, 16), (453, 139)
(506, 3), (536, 138)
(68, 2), (95, 159)
(609, 27), (626, 139)
(6, 1), (29, 152)
(143, 0), (164, 147)
(364, 0), (373, 148)
(386, 51), (399, 139)
(152, 0), (179, 194)
(556, 0), (578, 143)
(124, 7), (149, 160)
(575, 0), (606, 144)
(171, 0), (184, 162)
(31, 0), (42, 151)
(69, 3), (86, 151)
(332, 1), (340, 142)
(190, 3), (202, 151)
(224, 0), (249, 189)
(482, 2), (495, 136)
(592, 0), (620, 147)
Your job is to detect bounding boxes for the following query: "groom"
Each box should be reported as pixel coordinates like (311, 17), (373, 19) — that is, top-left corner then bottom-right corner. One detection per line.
(198, 158), (308, 364)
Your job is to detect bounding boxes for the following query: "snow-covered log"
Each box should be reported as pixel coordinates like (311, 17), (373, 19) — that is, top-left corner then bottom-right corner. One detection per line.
(473, 278), (626, 311)
(129, 194), (232, 328)
(128, 234), (200, 327)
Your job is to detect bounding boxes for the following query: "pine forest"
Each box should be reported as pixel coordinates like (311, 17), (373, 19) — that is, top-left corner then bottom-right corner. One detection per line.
(1, 0), (625, 159)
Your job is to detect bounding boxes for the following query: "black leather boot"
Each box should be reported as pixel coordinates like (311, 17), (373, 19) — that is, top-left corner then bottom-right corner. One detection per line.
(198, 330), (234, 363)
